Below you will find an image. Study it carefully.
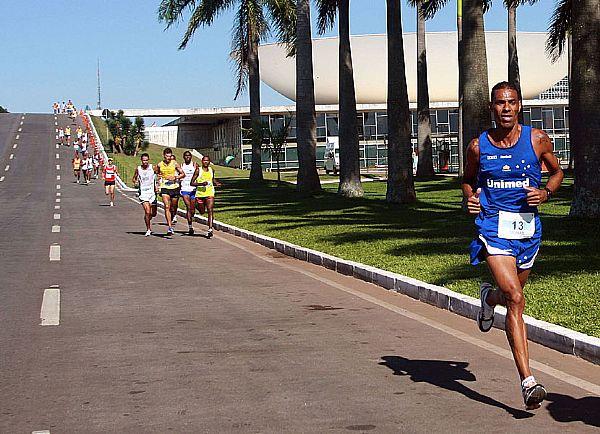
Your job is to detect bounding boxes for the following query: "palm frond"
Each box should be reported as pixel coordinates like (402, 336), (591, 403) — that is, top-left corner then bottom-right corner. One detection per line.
(315, 0), (338, 35)
(266, 0), (297, 56)
(503, 0), (539, 8)
(408, 0), (449, 20)
(158, 0), (196, 28)
(179, 0), (237, 48)
(546, 0), (571, 62)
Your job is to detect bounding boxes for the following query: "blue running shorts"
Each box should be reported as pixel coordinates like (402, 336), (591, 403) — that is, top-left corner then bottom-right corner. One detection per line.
(181, 190), (196, 200)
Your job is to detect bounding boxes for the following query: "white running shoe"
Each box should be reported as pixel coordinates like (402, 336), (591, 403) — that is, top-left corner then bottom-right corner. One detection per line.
(521, 376), (547, 409)
(172, 215), (178, 224)
(477, 282), (495, 332)
(207, 228), (213, 238)
(144, 230), (152, 237)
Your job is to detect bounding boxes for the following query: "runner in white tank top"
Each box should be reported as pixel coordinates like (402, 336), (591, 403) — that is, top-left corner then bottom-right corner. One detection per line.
(133, 153), (157, 236)
(180, 151), (198, 235)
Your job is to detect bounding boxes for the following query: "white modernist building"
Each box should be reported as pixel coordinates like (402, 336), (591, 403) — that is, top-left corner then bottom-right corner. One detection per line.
(93, 32), (570, 172)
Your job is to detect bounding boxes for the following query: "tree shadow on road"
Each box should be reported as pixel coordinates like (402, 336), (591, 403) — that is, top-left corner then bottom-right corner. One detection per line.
(545, 393), (600, 427)
(378, 355), (533, 419)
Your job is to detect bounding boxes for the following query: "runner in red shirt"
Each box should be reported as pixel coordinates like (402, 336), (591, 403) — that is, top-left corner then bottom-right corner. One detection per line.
(102, 158), (119, 206)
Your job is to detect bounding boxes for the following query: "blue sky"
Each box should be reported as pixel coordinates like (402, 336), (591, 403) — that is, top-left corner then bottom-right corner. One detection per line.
(0, 0), (556, 113)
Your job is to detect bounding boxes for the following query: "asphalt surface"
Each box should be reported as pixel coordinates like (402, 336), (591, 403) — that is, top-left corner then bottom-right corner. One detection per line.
(0, 113), (599, 433)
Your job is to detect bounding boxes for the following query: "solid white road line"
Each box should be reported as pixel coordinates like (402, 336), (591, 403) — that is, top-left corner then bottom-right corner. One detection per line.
(40, 287), (60, 326)
(9, 154), (14, 160)
(4, 165), (9, 172)
(52, 225), (60, 233)
(56, 175), (60, 180)
(53, 213), (60, 220)
(56, 164), (60, 170)
(55, 198), (60, 203)
(32, 430), (51, 434)
(56, 184), (61, 190)
(13, 143), (17, 149)
(54, 205), (60, 210)
(15, 134), (19, 140)
(49, 244), (60, 261)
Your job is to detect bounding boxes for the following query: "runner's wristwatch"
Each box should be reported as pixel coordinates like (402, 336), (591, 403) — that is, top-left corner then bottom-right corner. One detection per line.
(544, 187), (552, 200)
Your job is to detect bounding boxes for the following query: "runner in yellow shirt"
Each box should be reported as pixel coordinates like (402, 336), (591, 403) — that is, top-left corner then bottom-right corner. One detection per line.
(154, 147), (185, 235)
(191, 155), (222, 238)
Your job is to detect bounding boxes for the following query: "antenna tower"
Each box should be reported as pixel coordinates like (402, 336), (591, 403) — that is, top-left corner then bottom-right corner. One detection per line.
(97, 58), (102, 110)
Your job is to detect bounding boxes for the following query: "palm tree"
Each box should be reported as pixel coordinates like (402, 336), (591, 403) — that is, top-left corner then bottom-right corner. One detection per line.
(317, 0), (363, 197)
(408, 0), (435, 178)
(158, 0), (294, 183)
(295, 0), (322, 195)
(547, 0), (600, 217)
(386, 0), (416, 204)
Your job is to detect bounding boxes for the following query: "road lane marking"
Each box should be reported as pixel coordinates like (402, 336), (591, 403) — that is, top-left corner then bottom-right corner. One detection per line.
(20, 121), (24, 126)
(9, 154), (14, 160)
(55, 198), (60, 203)
(40, 287), (60, 326)
(55, 128), (58, 133)
(55, 143), (59, 149)
(56, 164), (60, 170)
(49, 244), (60, 261)
(56, 184), (60, 190)
(56, 175), (60, 180)
(15, 134), (19, 140)
(54, 213), (60, 220)
(56, 192), (61, 197)
(54, 205), (60, 210)
(0, 176), (4, 182)
(13, 143), (17, 149)
(32, 430), (51, 434)
(52, 225), (60, 233)
(18, 127), (22, 132)
(4, 165), (9, 171)
(55, 153), (59, 159)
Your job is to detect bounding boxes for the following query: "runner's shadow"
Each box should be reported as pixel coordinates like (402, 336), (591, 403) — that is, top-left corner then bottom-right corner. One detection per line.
(125, 231), (169, 238)
(98, 204), (111, 207)
(379, 356), (533, 419)
(545, 393), (600, 427)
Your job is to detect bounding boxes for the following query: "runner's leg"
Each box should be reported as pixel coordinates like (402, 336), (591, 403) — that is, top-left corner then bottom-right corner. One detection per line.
(162, 194), (173, 227)
(485, 254), (532, 381)
(142, 202), (152, 231)
(206, 197), (215, 231)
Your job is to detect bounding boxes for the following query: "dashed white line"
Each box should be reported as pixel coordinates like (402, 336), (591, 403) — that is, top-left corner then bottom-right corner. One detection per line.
(4, 165), (9, 172)
(9, 154), (14, 160)
(53, 213), (60, 220)
(18, 128), (22, 132)
(56, 184), (61, 190)
(32, 430), (51, 434)
(55, 153), (59, 159)
(56, 192), (61, 197)
(56, 175), (60, 181)
(0, 176), (4, 182)
(55, 144), (59, 149)
(20, 121), (24, 126)
(52, 225), (60, 233)
(54, 205), (60, 210)
(55, 198), (61, 203)
(55, 128), (58, 133)
(13, 143), (17, 149)
(49, 244), (60, 261)
(40, 287), (60, 326)
(56, 164), (60, 170)
(15, 134), (19, 140)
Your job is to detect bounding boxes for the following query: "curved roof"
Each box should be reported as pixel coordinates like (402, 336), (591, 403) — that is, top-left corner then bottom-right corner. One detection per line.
(258, 32), (567, 104)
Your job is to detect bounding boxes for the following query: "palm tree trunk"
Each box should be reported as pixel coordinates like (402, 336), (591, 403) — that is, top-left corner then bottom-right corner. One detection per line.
(338, 0), (363, 197)
(416, 2), (435, 178)
(461, 0), (491, 161)
(295, 0), (321, 195)
(248, 32), (264, 182)
(386, 0), (416, 204)
(569, 0), (600, 217)
(507, 5), (524, 124)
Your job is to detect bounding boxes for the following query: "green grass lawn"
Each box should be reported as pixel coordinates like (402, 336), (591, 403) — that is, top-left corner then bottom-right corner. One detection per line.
(97, 125), (599, 337)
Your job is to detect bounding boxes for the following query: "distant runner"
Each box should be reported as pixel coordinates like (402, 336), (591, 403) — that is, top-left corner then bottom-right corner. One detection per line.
(81, 152), (91, 185)
(155, 148), (184, 235)
(103, 157), (119, 206)
(92, 153), (100, 179)
(58, 127), (65, 145)
(462, 81), (564, 409)
(191, 155), (221, 238)
(133, 153), (158, 237)
(179, 151), (198, 235)
(65, 126), (71, 146)
(72, 153), (82, 184)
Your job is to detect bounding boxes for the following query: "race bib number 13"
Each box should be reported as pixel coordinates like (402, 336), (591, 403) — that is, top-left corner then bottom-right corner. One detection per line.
(498, 211), (535, 239)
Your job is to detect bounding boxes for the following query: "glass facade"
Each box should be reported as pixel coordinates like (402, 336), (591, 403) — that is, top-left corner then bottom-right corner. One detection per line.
(239, 103), (571, 172)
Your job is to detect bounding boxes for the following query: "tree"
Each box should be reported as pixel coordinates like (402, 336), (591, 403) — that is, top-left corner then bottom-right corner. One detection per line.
(317, 0), (363, 197)
(408, 0), (435, 178)
(295, 0), (322, 195)
(547, 0), (600, 217)
(158, 0), (295, 183)
(264, 114), (293, 186)
(386, 0), (416, 203)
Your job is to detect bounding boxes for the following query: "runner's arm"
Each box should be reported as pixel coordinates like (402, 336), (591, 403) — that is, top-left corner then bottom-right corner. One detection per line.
(212, 170), (222, 187)
(175, 163), (185, 180)
(132, 168), (139, 186)
(461, 138), (481, 214)
(528, 129), (563, 205)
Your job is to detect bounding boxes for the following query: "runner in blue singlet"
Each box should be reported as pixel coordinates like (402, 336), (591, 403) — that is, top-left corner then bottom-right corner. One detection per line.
(462, 81), (563, 409)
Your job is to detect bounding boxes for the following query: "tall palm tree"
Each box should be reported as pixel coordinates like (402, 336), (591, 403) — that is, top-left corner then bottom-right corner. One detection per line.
(295, 0), (322, 194)
(386, 0), (416, 204)
(158, 0), (294, 183)
(460, 0), (491, 163)
(547, 0), (600, 217)
(317, 0), (363, 197)
(409, 0), (435, 178)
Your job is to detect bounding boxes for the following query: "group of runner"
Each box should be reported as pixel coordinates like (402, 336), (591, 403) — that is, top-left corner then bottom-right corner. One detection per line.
(52, 100), (77, 116)
(132, 147), (220, 237)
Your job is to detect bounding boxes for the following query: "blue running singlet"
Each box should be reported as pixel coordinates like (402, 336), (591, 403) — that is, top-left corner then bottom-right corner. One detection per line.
(469, 125), (543, 269)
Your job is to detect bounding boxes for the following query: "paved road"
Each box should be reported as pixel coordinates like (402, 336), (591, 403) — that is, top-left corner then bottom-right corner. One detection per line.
(0, 113), (599, 433)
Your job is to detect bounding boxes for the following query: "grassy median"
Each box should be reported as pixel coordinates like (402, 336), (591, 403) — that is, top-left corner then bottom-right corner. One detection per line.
(108, 141), (599, 338)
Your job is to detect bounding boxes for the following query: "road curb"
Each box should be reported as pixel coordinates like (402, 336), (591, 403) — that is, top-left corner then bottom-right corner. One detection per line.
(183, 210), (600, 366)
